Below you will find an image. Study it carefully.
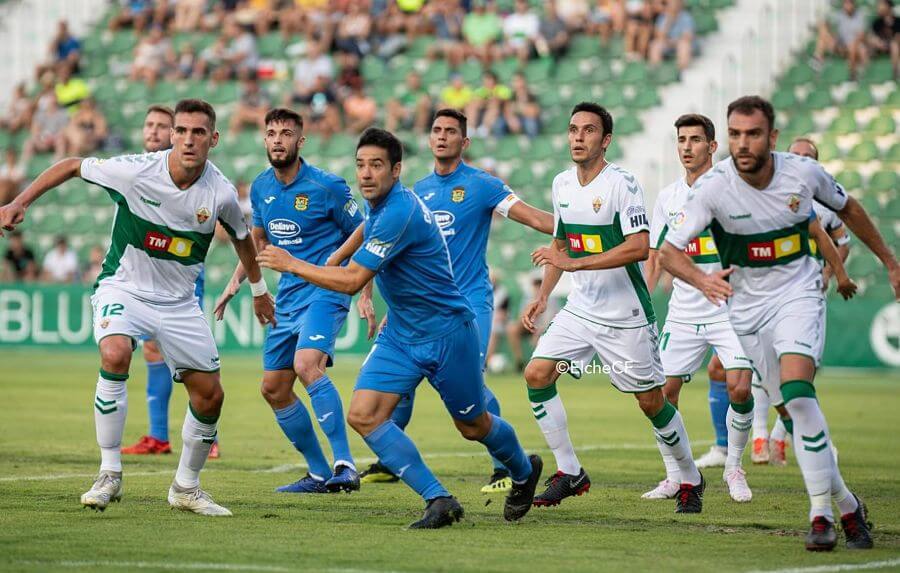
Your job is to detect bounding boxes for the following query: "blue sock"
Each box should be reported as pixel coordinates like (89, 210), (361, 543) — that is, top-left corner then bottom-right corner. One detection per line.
(307, 375), (353, 468)
(482, 385), (507, 472)
(363, 420), (450, 501)
(146, 360), (172, 442)
(274, 399), (332, 481)
(709, 379), (729, 448)
(479, 414), (531, 482)
(390, 391), (415, 430)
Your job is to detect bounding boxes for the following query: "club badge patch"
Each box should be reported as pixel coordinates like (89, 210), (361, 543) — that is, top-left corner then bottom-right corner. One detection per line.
(196, 206), (211, 224)
(451, 187), (466, 203)
(295, 194), (309, 211)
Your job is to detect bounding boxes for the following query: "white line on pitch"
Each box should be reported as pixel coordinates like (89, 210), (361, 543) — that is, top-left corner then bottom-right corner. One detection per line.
(12, 560), (406, 573)
(746, 558), (900, 573)
(0, 440), (712, 482)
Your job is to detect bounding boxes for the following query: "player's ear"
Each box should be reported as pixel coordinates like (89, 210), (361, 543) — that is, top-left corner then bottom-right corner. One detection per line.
(709, 140), (718, 155)
(210, 129), (219, 149)
(461, 136), (470, 152)
(602, 132), (612, 151)
(392, 161), (402, 179)
(768, 128), (779, 151)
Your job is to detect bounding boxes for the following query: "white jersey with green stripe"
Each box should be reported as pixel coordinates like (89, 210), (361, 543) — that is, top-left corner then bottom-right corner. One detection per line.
(665, 152), (849, 334)
(649, 177), (729, 325)
(552, 163), (655, 328)
(81, 151), (249, 304)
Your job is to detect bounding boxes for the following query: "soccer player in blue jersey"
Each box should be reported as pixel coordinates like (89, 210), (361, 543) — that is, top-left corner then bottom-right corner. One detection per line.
(122, 105), (214, 458)
(257, 128), (543, 528)
(215, 108), (368, 493)
(332, 109), (553, 492)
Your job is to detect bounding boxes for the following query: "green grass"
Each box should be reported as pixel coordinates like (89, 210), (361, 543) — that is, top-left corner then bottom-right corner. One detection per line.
(1, 349), (899, 573)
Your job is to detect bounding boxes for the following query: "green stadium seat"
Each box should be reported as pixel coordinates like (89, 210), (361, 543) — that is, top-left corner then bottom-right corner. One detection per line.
(256, 34), (286, 59)
(568, 35), (598, 58)
(523, 59), (552, 83)
(615, 114), (642, 135)
(843, 89), (874, 109)
(886, 143), (900, 162)
(421, 59), (450, 85)
(651, 62), (680, 84)
(865, 114), (895, 136)
(802, 89), (833, 110)
(523, 136), (555, 160)
(868, 170), (898, 193)
(407, 36), (431, 58)
(553, 60), (581, 83)
(771, 89), (798, 109)
(780, 63), (816, 87)
(628, 88), (659, 110)
(818, 61), (850, 85)
(619, 61), (649, 85)
(205, 82), (239, 104)
(862, 59), (894, 83)
(107, 32), (138, 55)
(361, 57), (385, 82)
(886, 89), (900, 107)
(816, 139), (841, 161)
(492, 58), (520, 83)
(847, 141), (879, 162)
(493, 138), (520, 161)
(784, 113), (815, 135)
(835, 170), (863, 190)
(694, 11), (718, 34)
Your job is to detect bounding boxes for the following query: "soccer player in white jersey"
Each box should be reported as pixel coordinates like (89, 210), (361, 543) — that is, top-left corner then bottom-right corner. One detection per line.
(523, 102), (706, 513)
(643, 113), (756, 503)
(660, 96), (900, 551)
(0, 99), (276, 516)
(750, 136), (853, 467)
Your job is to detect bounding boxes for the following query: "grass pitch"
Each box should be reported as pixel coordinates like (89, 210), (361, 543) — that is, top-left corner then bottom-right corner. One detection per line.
(0, 349), (898, 573)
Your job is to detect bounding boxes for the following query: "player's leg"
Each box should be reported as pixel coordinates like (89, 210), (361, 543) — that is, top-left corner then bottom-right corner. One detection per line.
(525, 311), (596, 507)
(293, 302), (358, 492)
(350, 337), (459, 528)
(430, 319), (541, 521)
(770, 403), (791, 466)
(750, 383), (771, 463)
(473, 306), (512, 494)
(122, 339), (173, 455)
(696, 353), (729, 468)
(643, 375), (685, 500)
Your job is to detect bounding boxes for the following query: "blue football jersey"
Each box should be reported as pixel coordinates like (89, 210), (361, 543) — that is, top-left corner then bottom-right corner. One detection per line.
(414, 162), (515, 312)
(352, 181), (474, 342)
(251, 160), (363, 314)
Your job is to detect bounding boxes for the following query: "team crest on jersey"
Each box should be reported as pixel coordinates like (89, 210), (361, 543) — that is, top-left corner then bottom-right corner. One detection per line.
(592, 197), (602, 213)
(196, 206), (211, 224)
(451, 187), (466, 203)
(787, 194), (801, 213)
(294, 194), (309, 211)
(100, 318), (110, 329)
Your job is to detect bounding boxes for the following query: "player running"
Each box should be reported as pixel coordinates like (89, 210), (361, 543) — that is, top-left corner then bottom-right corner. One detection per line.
(257, 128), (543, 528)
(214, 108), (366, 493)
(332, 108), (553, 492)
(0, 99), (275, 516)
(121, 104), (217, 459)
(643, 113), (756, 503)
(661, 96), (899, 551)
(749, 136), (853, 467)
(524, 102), (706, 514)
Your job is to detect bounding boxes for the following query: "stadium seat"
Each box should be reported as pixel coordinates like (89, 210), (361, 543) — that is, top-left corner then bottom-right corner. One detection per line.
(868, 170), (898, 193)
(843, 89), (874, 109)
(835, 170), (863, 191)
(847, 141), (880, 162)
(865, 114), (895, 136)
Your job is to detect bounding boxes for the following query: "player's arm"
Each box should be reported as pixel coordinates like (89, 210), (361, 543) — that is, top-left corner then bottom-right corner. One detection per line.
(836, 196), (899, 298)
(810, 217), (856, 300)
(214, 226), (270, 320)
(258, 245), (375, 295)
(0, 158), (82, 235)
(659, 241), (733, 306)
(229, 231), (276, 326)
(522, 238), (565, 333)
(325, 222), (365, 266)
(531, 231), (649, 272)
(506, 201), (554, 235)
(644, 249), (662, 293)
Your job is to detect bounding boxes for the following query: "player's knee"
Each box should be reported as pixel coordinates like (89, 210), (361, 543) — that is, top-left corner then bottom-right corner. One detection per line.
(260, 379), (290, 407)
(99, 338), (133, 373)
(635, 388), (664, 417)
(347, 408), (378, 436)
(142, 341), (163, 363)
(293, 361), (324, 387)
(524, 360), (554, 388)
(193, 383), (224, 416)
(707, 359), (726, 381)
(455, 415), (490, 441)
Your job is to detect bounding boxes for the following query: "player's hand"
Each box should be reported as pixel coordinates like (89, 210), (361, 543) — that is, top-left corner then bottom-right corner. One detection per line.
(821, 267), (833, 292)
(0, 202), (25, 237)
(257, 245), (294, 273)
(836, 276), (857, 300)
(357, 293), (376, 340)
(699, 268), (734, 306)
(252, 292), (277, 327)
(378, 314), (388, 334)
(889, 264), (900, 300)
(213, 279), (241, 321)
(522, 297), (547, 333)
(531, 246), (576, 271)
(325, 251), (343, 267)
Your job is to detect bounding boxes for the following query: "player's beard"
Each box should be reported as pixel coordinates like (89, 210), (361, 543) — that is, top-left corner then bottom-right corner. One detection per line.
(732, 149), (768, 174)
(268, 144), (300, 169)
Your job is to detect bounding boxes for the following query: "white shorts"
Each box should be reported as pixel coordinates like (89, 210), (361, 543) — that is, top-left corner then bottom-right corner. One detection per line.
(91, 286), (220, 380)
(531, 308), (664, 393)
(660, 320), (752, 381)
(740, 296), (826, 406)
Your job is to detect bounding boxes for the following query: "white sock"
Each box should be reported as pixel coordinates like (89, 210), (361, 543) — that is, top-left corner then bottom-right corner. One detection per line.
(725, 400), (753, 470)
(174, 406), (218, 489)
(95, 370), (128, 473)
(830, 441), (858, 516)
(771, 417), (788, 441)
(657, 442), (680, 482)
(650, 401), (701, 485)
(751, 385), (770, 441)
(529, 384), (581, 475)
(783, 381), (834, 522)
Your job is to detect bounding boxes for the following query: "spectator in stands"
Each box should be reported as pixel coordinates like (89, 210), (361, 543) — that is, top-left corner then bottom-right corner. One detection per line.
(555, 0), (590, 32)
(648, 0), (697, 70)
(0, 83), (35, 134)
(280, 1), (335, 46)
(624, 0), (659, 60)
(503, 0), (540, 63)
(130, 26), (171, 88)
(50, 21), (81, 74)
(2, 231), (38, 282)
(504, 72), (541, 138)
(373, 1), (411, 60)
(334, 52), (364, 100)
(870, 0), (899, 79)
(505, 275), (558, 372)
(425, 0), (466, 67)
(440, 73), (474, 111)
(293, 75), (342, 137)
(171, 42), (198, 80)
(815, 0), (869, 80)
(82, 245), (105, 286)
(462, 1), (504, 65)
(109, 0), (155, 32)
(334, 2), (373, 58)
(385, 71), (433, 134)
(466, 71), (512, 137)
(41, 236), (79, 284)
(588, 0), (627, 45)
(485, 271), (510, 367)
(213, 18), (260, 81)
(229, 77), (271, 135)
(63, 98), (108, 156)
(200, 1), (229, 33)
(291, 41), (334, 102)
(22, 95), (68, 164)
(54, 63), (91, 110)
(234, 0), (279, 37)
(0, 148), (25, 206)
(195, 36), (228, 79)
(536, 1), (570, 60)
(173, 0), (206, 32)
(342, 86), (378, 133)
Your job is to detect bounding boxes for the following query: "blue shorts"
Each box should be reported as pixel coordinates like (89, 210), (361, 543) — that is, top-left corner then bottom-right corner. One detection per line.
(355, 318), (486, 422)
(263, 300), (348, 371)
(474, 306), (492, 364)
